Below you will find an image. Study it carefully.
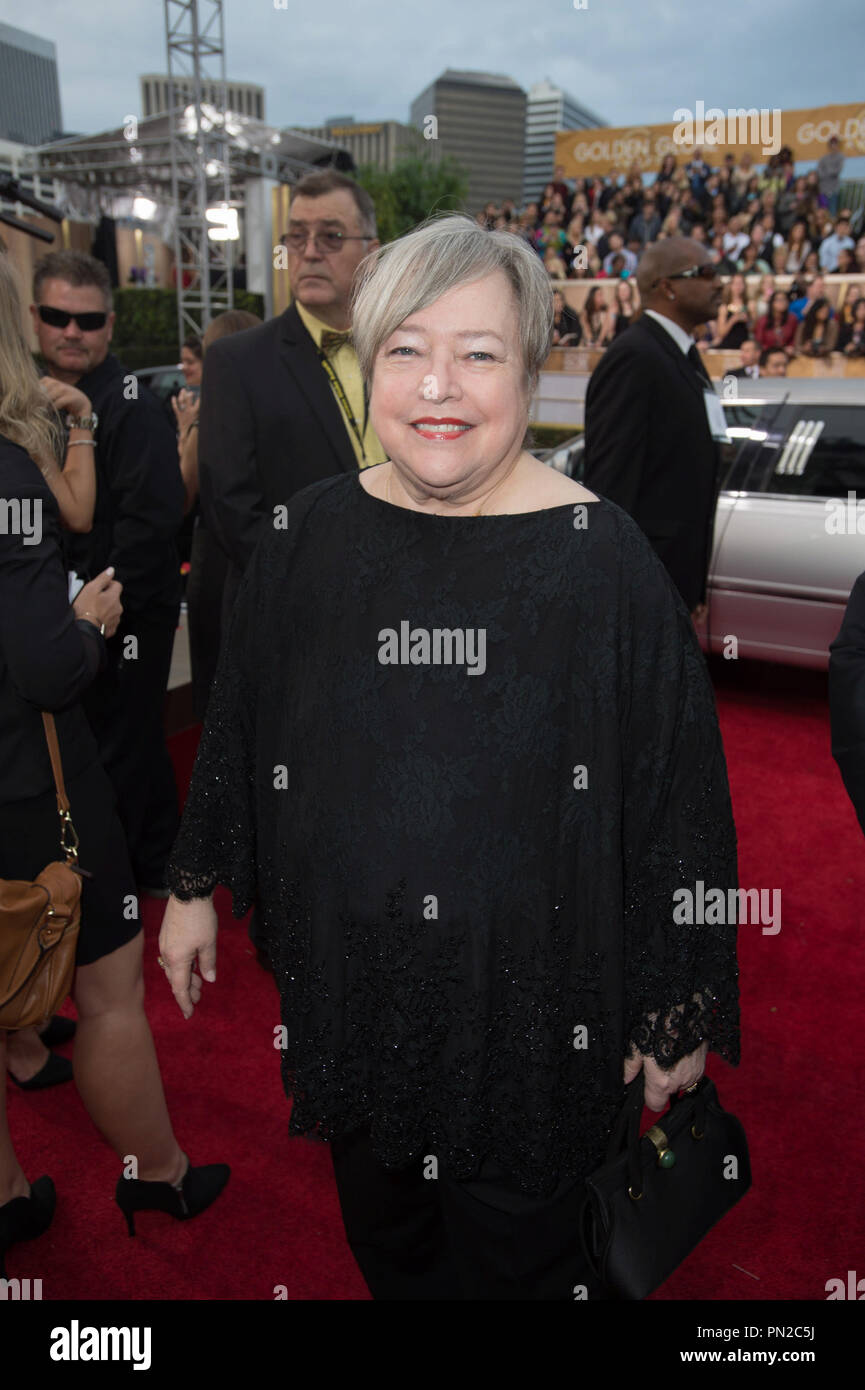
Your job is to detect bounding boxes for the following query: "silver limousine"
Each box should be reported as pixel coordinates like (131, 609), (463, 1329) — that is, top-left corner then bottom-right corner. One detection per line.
(541, 379), (865, 669)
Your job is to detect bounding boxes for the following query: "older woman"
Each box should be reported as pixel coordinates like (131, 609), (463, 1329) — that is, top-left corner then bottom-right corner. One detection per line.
(159, 214), (740, 1302)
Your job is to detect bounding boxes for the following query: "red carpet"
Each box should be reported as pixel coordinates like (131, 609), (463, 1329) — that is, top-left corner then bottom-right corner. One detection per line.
(6, 658), (863, 1300)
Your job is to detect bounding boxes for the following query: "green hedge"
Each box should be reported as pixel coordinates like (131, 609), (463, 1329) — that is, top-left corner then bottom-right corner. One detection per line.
(111, 288), (265, 351)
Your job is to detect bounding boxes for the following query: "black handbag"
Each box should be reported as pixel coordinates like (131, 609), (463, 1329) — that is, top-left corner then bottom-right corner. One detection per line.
(580, 1073), (751, 1299)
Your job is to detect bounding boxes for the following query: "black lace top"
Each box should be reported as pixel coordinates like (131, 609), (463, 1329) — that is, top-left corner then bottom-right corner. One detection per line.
(167, 471), (740, 1196)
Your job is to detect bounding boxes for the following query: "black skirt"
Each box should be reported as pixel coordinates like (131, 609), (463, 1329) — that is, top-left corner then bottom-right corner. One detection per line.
(0, 758), (142, 967)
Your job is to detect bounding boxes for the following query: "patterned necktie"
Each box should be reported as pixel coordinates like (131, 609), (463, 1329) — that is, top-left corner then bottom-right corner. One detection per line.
(320, 329), (352, 356)
(687, 343), (713, 389)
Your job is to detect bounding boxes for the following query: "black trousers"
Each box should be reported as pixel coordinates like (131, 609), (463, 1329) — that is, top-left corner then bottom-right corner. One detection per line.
(329, 1128), (609, 1301)
(82, 611), (180, 886)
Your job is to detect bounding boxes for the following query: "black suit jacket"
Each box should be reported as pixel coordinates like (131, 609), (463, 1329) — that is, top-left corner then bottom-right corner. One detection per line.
(64, 353), (184, 620)
(582, 313), (721, 611)
(198, 303), (359, 614)
(0, 435), (104, 801)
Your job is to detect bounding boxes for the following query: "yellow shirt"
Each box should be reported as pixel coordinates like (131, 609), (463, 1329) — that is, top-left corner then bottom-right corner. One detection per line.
(295, 301), (387, 469)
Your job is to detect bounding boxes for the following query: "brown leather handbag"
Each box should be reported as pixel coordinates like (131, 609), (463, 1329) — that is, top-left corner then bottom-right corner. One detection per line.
(0, 713), (83, 1031)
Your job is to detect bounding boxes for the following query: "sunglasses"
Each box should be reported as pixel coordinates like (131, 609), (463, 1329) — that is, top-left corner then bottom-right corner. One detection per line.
(38, 305), (108, 331)
(655, 264), (719, 287)
(281, 228), (370, 255)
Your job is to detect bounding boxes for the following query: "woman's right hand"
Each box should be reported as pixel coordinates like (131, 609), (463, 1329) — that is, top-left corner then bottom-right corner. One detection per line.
(73, 567), (123, 638)
(158, 894), (219, 1019)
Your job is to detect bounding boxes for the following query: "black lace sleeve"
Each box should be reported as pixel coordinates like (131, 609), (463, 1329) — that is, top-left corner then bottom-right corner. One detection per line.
(165, 545), (259, 915)
(617, 516), (740, 1069)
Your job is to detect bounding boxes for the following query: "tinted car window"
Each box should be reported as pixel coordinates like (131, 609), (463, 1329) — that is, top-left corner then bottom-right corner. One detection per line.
(758, 406), (865, 499)
(720, 401), (784, 490)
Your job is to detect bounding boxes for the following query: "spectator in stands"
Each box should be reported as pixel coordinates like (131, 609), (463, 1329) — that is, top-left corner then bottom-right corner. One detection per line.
(580, 286), (614, 348)
(712, 273), (752, 349)
(790, 274), (830, 322)
(584, 208), (607, 249)
(722, 213), (750, 262)
(795, 298), (839, 357)
(31, 250), (184, 898)
(835, 247), (858, 277)
(542, 248), (568, 280)
(599, 252), (628, 281)
(820, 216), (855, 272)
(737, 243), (771, 277)
(551, 289), (582, 346)
(754, 289), (798, 357)
(731, 153), (755, 202)
(655, 153), (677, 184)
(685, 148), (711, 194)
(628, 194), (661, 249)
(855, 236), (865, 271)
(839, 297), (865, 357)
(602, 232), (637, 276)
(611, 277), (638, 337)
(660, 207), (683, 238)
(761, 346), (789, 377)
(729, 338), (762, 379)
(784, 219), (813, 274)
(533, 211), (568, 259)
(802, 249), (821, 276)
(817, 136), (845, 214)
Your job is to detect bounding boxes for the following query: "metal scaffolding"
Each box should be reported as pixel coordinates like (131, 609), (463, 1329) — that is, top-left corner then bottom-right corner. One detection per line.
(164, 0), (233, 341)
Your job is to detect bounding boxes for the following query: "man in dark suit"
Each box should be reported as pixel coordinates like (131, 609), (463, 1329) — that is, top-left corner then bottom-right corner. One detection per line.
(31, 250), (184, 896)
(198, 170), (386, 625)
(582, 236), (725, 619)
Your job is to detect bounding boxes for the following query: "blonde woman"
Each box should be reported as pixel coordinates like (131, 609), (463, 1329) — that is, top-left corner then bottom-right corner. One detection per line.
(0, 253), (228, 1277)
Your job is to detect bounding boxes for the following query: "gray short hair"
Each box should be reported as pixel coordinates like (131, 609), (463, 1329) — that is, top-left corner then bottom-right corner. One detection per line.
(349, 213), (553, 393)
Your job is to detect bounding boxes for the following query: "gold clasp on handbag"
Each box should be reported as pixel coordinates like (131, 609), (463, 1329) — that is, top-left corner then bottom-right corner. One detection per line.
(646, 1124), (676, 1169)
(59, 808), (80, 863)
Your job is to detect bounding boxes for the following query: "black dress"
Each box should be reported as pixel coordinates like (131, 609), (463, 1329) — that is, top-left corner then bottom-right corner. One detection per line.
(167, 471), (740, 1196)
(0, 436), (142, 966)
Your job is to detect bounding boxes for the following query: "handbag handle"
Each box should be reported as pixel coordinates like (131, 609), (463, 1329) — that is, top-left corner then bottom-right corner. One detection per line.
(608, 1069), (711, 1199)
(41, 712), (79, 864)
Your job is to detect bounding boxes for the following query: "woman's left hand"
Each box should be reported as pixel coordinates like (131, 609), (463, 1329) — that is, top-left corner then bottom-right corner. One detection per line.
(40, 377), (93, 420)
(623, 1039), (708, 1110)
(172, 388), (200, 432)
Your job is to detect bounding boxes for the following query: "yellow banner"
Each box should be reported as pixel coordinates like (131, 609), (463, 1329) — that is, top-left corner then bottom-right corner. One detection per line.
(555, 103), (865, 179)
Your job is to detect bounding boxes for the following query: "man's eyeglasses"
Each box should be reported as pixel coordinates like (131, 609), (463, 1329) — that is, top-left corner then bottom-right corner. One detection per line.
(38, 305), (108, 331)
(654, 264), (719, 287)
(282, 228), (371, 255)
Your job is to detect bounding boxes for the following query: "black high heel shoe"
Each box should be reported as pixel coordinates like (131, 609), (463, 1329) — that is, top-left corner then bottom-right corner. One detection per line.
(114, 1162), (230, 1236)
(0, 1177), (56, 1278)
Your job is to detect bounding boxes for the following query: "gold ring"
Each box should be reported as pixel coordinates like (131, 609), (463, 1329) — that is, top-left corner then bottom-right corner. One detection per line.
(157, 956), (166, 970)
(683, 1079), (701, 1093)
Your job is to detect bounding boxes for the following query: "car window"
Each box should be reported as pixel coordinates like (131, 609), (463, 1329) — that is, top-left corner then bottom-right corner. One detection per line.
(758, 406), (865, 499)
(720, 401), (782, 490)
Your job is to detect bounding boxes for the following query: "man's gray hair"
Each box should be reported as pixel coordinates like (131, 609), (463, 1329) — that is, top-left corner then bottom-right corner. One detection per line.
(349, 213), (553, 393)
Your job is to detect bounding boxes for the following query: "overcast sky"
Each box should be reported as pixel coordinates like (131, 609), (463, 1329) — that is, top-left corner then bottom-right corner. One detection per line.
(2, 0), (861, 138)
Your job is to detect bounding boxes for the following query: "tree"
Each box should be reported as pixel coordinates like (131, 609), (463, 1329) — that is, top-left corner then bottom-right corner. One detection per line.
(353, 155), (470, 244)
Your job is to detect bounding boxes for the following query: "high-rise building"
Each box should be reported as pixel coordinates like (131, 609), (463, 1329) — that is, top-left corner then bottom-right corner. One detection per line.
(140, 74), (265, 122)
(523, 79), (604, 204)
(295, 116), (430, 172)
(0, 22), (63, 146)
(410, 70), (526, 213)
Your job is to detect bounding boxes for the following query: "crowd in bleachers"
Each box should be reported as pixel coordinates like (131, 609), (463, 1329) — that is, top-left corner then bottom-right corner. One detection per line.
(475, 140), (865, 359)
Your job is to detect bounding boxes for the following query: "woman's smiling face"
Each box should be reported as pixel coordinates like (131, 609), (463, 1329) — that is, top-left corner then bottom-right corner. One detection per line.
(369, 270), (532, 501)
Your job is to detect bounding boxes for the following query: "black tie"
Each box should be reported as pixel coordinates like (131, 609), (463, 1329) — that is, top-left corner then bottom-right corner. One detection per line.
(687, 344), (712, 389)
